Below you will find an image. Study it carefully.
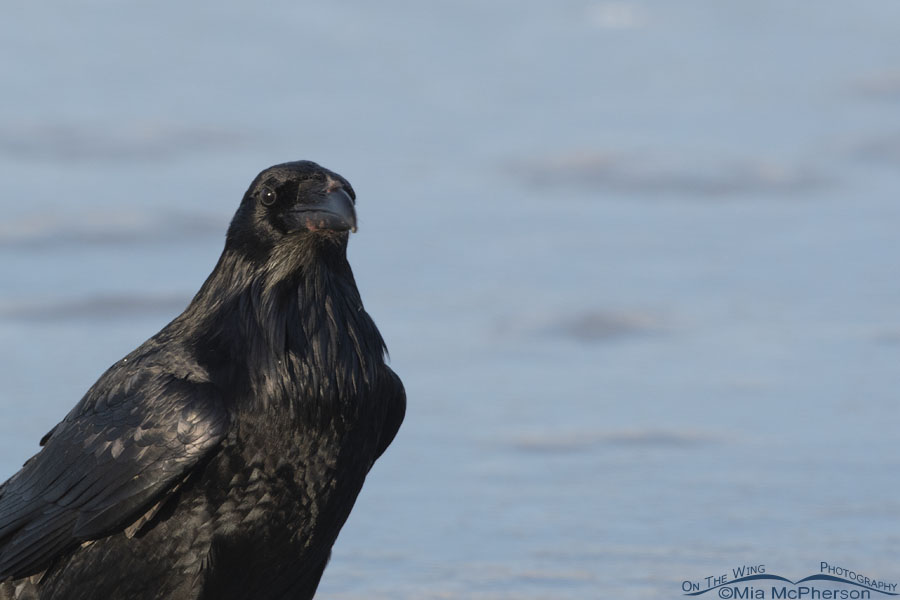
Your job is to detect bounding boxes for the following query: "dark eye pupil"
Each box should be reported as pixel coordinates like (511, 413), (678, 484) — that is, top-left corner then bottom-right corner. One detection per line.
(261, 188), (276, 205)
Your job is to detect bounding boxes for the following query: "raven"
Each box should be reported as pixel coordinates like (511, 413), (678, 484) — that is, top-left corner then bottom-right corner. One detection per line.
(0, 161), (405, 600)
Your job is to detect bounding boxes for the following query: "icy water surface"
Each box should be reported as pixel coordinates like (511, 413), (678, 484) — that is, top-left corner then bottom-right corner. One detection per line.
(2, 2), (900, 598)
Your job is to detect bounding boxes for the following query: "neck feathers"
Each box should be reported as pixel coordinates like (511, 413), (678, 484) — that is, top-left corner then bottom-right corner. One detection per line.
(181, 242), (386, 419)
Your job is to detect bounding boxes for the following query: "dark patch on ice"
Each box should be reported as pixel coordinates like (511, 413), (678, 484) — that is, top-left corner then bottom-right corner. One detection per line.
(854, 134), (900, 164)
(820, 501), (900, 518)
(0, 211), (227, 250)
(499, 309), (662, 343)
(549, 310), (659, 342)
(854, 72), (900, 101)
(0, 294), (190, 321)
(872, 329), (900, 345)
(513, 430), (716, 453)
(0, 121), (249, 162)
(511, 152), (829, 197)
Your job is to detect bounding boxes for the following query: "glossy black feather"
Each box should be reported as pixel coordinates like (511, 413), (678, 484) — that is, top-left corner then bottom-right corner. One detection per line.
(0, 161), (405, 600)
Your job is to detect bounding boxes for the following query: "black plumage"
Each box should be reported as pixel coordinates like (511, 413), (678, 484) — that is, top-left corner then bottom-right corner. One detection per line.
(0, 161), (405, 600)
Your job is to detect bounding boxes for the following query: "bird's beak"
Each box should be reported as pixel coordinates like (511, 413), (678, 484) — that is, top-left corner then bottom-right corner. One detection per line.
(287, 189), (358, 233)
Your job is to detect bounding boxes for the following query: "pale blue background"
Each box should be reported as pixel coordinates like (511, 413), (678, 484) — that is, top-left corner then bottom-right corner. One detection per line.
(1, 2), (899, 598)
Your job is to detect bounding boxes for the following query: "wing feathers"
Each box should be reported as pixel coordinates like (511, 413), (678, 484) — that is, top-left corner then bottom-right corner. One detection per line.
(0, 371), (227, 579)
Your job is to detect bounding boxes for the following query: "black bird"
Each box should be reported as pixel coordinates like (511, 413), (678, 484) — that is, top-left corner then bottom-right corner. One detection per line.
(0, 161), (405, 600)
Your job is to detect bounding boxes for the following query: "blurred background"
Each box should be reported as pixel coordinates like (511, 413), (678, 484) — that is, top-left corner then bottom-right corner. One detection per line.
(2, 1), (900, 598)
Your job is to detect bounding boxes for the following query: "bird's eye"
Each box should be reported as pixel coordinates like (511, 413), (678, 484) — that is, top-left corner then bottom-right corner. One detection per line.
(260, 187), (277, 206)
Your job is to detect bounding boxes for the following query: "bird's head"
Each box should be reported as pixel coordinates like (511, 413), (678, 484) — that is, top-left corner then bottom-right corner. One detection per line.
(226, 161), (357, 259)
